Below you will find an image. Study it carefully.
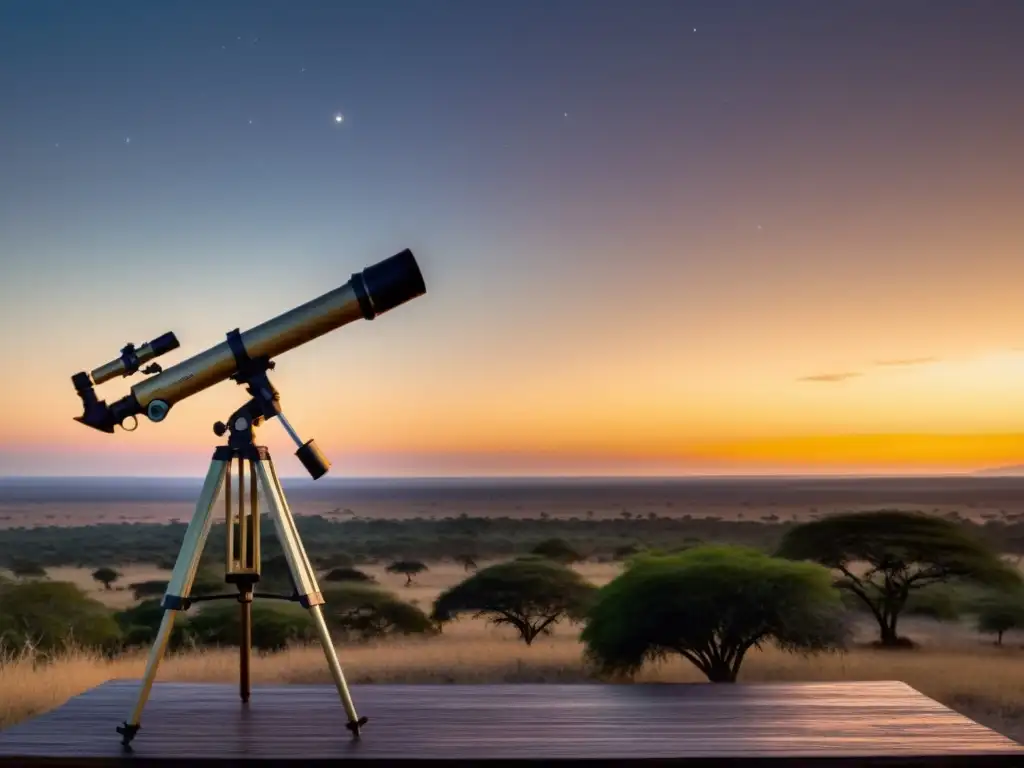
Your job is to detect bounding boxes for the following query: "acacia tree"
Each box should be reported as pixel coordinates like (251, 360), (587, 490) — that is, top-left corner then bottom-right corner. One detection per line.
(387, 560), (428, 586)
(776, 510), (1020, 647)
(976, 592), (1024, 646)
(581, 546), (848, 683)
(433, 558), (596, 645)
(92, 567), (121, 590)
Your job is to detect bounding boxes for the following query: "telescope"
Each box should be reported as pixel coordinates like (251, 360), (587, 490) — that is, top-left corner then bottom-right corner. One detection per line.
(72, 248), (426, 438)
(69, 248), (426, 748)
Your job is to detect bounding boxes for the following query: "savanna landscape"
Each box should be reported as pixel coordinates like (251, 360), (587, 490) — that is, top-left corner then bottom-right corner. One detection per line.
(3, 477), (1024, 744)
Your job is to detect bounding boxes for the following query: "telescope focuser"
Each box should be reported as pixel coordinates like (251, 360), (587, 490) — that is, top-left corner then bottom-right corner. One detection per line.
(70, 331), (180, 433)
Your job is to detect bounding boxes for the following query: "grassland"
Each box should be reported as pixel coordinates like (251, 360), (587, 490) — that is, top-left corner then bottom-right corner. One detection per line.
(4, 480), (1024, 744)
(3, 560), (1024, 743)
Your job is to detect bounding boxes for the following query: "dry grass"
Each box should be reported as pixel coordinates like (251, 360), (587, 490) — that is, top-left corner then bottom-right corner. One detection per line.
(4, 617), (1024, 741)
(4, 561), (1024, 745)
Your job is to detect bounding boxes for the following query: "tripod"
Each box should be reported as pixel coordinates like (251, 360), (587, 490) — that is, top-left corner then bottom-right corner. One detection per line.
(116, 351), (366, 747)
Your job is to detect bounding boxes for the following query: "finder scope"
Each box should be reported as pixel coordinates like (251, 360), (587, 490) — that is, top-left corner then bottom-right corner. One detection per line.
(72, 249), (426, 433)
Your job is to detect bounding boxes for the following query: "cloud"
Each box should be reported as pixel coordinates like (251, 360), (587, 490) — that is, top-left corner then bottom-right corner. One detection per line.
(797, 372), (861, 383)
(874, 356), (938, 367)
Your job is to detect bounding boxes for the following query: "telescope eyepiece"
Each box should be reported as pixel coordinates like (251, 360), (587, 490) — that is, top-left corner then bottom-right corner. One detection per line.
(354, 248), (426, 320)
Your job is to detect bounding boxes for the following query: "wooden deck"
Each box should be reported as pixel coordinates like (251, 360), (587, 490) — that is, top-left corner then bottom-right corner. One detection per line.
(0, 679), (1021, 766)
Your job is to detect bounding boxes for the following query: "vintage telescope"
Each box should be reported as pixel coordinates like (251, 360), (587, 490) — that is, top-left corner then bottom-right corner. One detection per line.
(71, 248), (426, 437)
(71, 249), (426, 747)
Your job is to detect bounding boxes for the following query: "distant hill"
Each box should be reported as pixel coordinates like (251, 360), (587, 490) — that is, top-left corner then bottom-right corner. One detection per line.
(974, 464), (1024, 477)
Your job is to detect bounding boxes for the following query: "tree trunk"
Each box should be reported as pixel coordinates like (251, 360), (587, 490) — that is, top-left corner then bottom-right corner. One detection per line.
(997, 630), (1004, 646)
(704, 660), (737, 683)
(877, 611), (904, 647)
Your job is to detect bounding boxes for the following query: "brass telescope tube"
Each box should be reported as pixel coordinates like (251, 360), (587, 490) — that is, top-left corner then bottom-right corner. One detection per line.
(115, 249), (425, 421)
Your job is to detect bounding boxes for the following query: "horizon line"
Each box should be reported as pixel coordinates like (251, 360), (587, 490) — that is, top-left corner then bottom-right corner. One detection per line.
(0, 470), (1018, 482)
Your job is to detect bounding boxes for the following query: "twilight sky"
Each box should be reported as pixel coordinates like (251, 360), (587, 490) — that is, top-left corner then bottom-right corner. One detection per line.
(1, 1), (1023, 477)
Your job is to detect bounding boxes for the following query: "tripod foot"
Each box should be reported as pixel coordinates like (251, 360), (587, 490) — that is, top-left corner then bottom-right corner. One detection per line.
(346, 716), (368, 738)
(116, 722), (140, 747)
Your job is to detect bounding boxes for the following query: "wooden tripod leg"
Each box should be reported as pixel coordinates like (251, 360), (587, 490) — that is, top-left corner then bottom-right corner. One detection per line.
(253, 456), (367, 736)
(117, 460), (228, 747)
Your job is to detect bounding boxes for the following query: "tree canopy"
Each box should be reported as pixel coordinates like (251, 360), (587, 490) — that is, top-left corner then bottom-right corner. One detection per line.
(581, 546), (848, 682)
(776, 510), (1021, 646)
(432, 558), (595, 645)
(386, 560), (428, 586)
(92, 567), (121, 590)
(976, 590), (1024, 646)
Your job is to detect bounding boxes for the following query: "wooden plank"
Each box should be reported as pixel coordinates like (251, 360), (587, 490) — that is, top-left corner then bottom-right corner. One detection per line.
(0, 680), (1020, 766)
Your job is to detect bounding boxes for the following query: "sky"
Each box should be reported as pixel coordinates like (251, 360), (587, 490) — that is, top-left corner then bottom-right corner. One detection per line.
(1, 0), (1023, 478)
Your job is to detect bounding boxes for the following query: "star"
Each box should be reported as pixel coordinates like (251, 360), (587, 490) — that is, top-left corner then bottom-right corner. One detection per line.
(248, 119), (253, 125)
(125, 137), (131, 144)
(334, 113), (344, 124)
(563, 112), (568, 118)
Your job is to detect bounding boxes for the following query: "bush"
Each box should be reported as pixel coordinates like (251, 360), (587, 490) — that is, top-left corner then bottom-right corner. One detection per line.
(129, 567), (226, 602)
(321, 583), (435, 640)
(185, 602), (317, 651)
(324, 567), (375, 584)
(0, 580), (122, 657)
(113, 598), (192, 651)
(904, 585), (962, 622)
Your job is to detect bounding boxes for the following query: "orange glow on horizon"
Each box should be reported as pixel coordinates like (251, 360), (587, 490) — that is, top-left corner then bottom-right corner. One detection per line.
(4, 348), (1024, 475)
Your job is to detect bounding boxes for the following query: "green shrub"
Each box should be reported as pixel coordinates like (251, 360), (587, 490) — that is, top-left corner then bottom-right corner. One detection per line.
(0, 580), (122, 656)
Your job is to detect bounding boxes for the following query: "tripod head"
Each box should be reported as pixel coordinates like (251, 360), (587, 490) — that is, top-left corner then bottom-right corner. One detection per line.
(213, 333), (331, 479)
